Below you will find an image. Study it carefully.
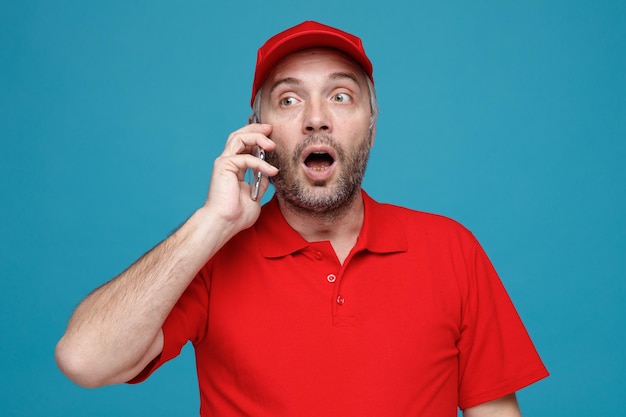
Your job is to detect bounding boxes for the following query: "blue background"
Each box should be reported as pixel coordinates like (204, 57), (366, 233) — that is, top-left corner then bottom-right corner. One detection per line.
(1, 1), (624, 415)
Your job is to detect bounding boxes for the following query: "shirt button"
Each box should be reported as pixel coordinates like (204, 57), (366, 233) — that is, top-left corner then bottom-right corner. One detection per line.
(336, 295), (345, 305)
(314, 251), (322, 260)
(327, 274), (337, 283)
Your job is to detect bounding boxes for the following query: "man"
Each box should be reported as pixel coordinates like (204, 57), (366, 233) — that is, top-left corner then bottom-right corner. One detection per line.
(56, 21), (548, 416)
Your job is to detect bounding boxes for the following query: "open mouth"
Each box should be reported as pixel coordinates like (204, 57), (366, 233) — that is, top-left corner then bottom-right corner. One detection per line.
(304, 152), (335, 171)
(299, 143), (339, 182)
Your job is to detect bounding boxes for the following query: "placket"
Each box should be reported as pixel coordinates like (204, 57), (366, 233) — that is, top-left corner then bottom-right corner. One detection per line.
(303, 241), (356, 326)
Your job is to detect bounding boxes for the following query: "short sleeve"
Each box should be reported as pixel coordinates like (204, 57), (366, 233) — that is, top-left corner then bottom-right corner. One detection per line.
(457, 239), (548, 409)
(126, 271), (210, 384)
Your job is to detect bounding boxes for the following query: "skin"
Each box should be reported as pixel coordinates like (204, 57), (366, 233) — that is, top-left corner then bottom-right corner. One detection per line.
(464, 394), (522, 417)
(55, 47), (523, 416)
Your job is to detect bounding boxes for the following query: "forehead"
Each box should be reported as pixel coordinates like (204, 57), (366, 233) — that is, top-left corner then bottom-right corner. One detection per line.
(263, 47), (368, 87)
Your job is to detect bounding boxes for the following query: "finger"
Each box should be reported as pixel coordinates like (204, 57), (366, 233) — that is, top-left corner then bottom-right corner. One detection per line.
(217, 153), (278, 181)
(243, 154), (279, 179)
(224, 124), (275, 156)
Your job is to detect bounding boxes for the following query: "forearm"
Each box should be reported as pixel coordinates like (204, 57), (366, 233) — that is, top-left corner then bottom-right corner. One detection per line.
(55, 207), (234, 387)
(56, 123), (277, 387)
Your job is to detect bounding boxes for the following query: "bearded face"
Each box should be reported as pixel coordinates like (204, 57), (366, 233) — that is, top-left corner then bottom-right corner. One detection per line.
(257, 48), (376, 216)
(266, 130), (372, 214)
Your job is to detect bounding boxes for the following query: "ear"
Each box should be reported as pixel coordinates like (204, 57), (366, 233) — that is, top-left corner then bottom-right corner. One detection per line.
(369, 121), (377, 147)
(249, 113), (261, 124)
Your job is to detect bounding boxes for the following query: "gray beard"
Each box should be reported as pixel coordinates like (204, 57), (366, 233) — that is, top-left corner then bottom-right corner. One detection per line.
(266, 132), (372, 218)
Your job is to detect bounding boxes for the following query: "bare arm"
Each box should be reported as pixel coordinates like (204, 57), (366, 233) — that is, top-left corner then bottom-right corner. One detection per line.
(55, 124), (277, 388)
(463, 393), (521, 417)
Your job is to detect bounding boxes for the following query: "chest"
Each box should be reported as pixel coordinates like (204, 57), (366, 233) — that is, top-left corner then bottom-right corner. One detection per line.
(204, 241), (464, 374)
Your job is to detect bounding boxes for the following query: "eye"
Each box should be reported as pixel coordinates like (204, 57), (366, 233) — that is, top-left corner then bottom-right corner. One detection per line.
(280, 96), (297, 106)
(332, 93), (351, 103)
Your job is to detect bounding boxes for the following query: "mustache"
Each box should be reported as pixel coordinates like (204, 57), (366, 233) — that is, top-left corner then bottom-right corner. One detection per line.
(265, 134), (345, 169)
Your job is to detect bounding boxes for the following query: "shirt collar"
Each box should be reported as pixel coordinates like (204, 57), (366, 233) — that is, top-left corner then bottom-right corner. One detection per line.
(256, 190), (408, 259)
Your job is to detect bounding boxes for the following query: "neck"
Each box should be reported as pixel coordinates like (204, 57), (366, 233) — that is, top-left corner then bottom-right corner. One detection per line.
(276, 189), (365, 263)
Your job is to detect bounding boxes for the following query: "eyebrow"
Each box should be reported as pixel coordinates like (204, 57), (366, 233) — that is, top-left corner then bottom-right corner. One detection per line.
(329, 71), (359, 85)
(269, 77), (302, 96)
(268, 72), (361, 97)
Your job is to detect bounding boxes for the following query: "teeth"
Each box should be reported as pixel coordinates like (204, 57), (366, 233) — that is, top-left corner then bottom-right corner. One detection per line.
(312, 167), (326, 171)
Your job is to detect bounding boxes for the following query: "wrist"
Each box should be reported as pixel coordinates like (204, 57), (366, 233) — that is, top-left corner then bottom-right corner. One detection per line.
(187, 206), (239, 248)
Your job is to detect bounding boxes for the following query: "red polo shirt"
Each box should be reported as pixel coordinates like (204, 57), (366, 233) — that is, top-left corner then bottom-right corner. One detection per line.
(131, 191), (548, 416)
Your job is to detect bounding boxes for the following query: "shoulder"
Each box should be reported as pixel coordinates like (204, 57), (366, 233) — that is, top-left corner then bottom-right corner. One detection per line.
(367, 196), (476, 243)
(380, 201), (465, 227)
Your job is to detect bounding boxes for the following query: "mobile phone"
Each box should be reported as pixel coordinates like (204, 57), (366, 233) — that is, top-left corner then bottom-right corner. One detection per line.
(249, 145), (265, 201)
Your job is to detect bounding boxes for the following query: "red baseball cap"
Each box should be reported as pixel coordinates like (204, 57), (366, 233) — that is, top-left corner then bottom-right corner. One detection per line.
(251, 21), (373, 106)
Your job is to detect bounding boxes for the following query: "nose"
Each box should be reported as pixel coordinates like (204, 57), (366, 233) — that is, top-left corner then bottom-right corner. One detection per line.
(303, 98), (331, 133)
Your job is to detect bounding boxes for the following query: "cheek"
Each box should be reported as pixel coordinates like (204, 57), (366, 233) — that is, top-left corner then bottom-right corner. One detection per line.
(267, 138), (296, 167)
(267, 124), (297, 150)
(265, 105), (302, 124)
